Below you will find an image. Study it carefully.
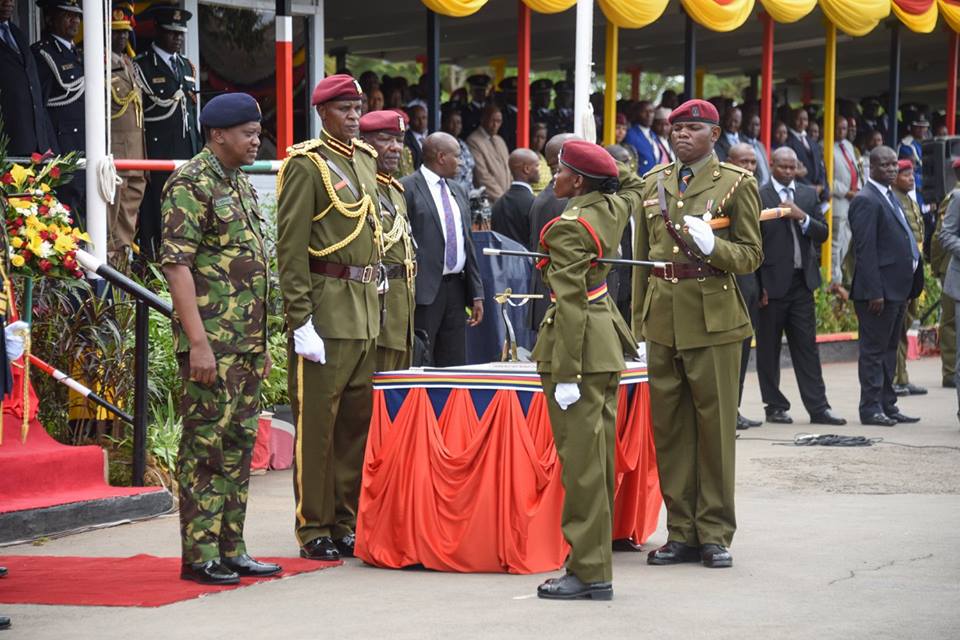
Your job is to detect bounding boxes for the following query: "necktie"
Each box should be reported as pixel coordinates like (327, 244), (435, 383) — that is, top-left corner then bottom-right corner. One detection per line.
(782, 187), (803, 269)
(0, 23), (19, 54)
(439, 179), (458, 271)
(678, 167), (693, 193)
(838, 143), (858, 191)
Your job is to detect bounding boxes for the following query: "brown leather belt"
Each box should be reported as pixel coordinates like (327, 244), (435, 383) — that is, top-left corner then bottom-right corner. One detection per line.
(309, 259), (377, 283)
(384, 263), (416, 279)
(651, 262), (725, 282)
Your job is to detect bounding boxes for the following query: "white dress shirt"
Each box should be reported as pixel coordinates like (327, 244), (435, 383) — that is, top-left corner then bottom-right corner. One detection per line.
(420, 164), (466, 275)
(770, 177), (810, 233)
(152, 42), (178, 71)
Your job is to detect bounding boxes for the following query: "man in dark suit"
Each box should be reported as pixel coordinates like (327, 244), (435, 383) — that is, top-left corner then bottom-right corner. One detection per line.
(756, 147), (845, 426)
(714, 107), (741, 162)
(491, 148), (538, 245)
(623, 100), (658, 175)
(404, 104), (426, 171)
(785, 108), (827, 201)
(403, 132), (484, 366)
(0, 0), (57, 156)
(849, 145), (922, 426)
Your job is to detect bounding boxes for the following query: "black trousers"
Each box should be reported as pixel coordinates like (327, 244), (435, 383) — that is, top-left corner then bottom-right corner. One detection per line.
(137, 171), (170, 261)
(756, 270), (829, 416)
(854, 298), (906, 418)
(735, 273), (759, 405)
(415, 273), (468, 367)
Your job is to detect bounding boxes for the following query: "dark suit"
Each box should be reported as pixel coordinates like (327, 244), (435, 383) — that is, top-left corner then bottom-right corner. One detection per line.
(756, 180), (832, 416)
(528, 181), (567, 330)
(403, 129), (423, 171)
(849, 181), (922, 418)
(0, 21), (57, 156)
(491, 182), (534, 246)
(735, 271), (759, 406)
(785, 131), (827, 198)
(715, 131), (739, 162)
(402, 168), (484, 366)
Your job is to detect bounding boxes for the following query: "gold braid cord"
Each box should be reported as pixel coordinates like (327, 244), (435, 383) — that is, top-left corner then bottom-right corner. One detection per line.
(111, 84), (143, 128)
(715, 171), (746, 218)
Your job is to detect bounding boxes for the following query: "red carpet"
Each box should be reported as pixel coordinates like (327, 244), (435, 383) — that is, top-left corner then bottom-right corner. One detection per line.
(0, 555), (341, 607)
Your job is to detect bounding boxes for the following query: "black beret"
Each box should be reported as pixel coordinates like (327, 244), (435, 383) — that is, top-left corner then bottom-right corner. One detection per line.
(199, 93), (262, 129)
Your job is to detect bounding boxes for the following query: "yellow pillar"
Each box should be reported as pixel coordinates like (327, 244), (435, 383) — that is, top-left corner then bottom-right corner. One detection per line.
(603, 22), (618, 146)
(821, 22), (837, 276)
(695, 67), (705, 99)
(490, 58), (507, 88)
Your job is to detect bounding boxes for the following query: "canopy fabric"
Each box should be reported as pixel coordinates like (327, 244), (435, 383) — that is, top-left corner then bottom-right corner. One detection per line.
(680, 0), (756, 32)
(598, 0), (670, 28)
(892, 0), (938, 32)
(942, 0), (960, 31)
(818, 0), (891, 36)
(522, 0), (577, 13)
(421, 0), (488, 18)
(758, 0), (818, 22)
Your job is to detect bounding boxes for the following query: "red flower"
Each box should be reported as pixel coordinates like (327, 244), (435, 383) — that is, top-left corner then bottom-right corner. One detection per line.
(49, 166), (61, 179)
(30, 153), (42, 165)
(63, 256), (76, 270)
(0, 173), (12, 184)
(39, 231), (49, 241)
(21, 250), (33, 261)
(38, 259), (52, 273)
(38, 205), (49, 215)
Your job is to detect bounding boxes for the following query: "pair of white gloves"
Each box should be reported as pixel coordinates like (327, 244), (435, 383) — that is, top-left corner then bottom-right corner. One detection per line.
(5, 321), (29, 361)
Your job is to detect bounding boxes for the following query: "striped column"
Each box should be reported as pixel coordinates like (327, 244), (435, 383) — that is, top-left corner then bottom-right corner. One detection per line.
(276, 2), (294, 158)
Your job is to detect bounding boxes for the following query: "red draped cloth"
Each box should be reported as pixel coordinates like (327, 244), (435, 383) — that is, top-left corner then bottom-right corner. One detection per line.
(356, 382), (661, 574)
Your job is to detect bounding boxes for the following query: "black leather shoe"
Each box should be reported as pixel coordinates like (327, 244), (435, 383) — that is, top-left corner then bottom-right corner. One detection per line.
(300, 536), (340, 561)
(810, 409), (847, 426)
(892, 384), (911, 397)
(537, 573), (613, 600)
(736, 414), (750, 430)
(647, 541), (701, 565)
(0, 615), (9, 630)
(700, 544), (733, 568)
(766, 409), (793, 424)
(943, 378), (956, 389)
(861, 413), (897, 426)
(334, 533), (356, 558)
(904, 383), (927, 395)
(740, 413), (762, 427)
(612, 538), (643, 552)
(180, 560), (240, 585)
(886, 411), (920, 423)
(221, 554), (281, 577)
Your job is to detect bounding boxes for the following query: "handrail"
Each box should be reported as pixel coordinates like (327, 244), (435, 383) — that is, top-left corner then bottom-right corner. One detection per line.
(75, 249), (172, 317)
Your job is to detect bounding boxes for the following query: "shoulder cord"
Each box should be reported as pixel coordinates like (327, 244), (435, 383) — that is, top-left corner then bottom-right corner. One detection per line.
(134, 61), (188, 136)
(37, 49), (84, 107)
(714, 171), (746, 218)
(111, 77), (142, 127)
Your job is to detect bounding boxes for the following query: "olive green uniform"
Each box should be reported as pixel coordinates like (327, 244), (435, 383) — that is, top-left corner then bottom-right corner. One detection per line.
(107, 50), (146, 263)
(932, 192), (957, 385)
(160, 147), (269, 564)
(276, 132), (382, 546)
(894, 190), (925, 386)
(531, 165), (640, 584)
(375, 172), (416, 371)
(632, 154), (762, 549)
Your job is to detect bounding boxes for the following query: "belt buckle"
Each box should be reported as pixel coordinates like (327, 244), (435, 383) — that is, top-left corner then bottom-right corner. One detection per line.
(361, 265), (374, 283)
(410, 261), (418, 278)
(663, 262), (677, 283)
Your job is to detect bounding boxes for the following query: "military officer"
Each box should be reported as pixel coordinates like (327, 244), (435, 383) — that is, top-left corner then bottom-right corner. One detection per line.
(360, 110), (417, 371)
(549, 81), (574, 138)
(31, 0), (85, 221)
(135, 6), (202, 259)
(530, 79), (554, 134)
(276, 74), (382, 562)
(632, 99), (763, 569)
(533, 141), (640, 601)
(892, 159), (927, 396)
(107, 2), (146, 266)
(461, 73), (491, 140)
(160, 93), (279, 585)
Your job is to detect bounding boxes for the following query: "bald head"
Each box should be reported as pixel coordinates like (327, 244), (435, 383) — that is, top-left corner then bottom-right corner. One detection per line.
(545, 133), (579, 171)
(770, 145), (799, 184)
(771, 146), (798, 164)
(422, 132), (462, 179)
(604, 144), (631, 165)
(726, 143), (756, 175)
(508, 148), (540, 184)
(869, 144), (898, 186)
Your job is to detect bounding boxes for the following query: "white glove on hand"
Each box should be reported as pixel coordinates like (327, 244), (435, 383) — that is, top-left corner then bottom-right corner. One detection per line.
(294, 318), (326, 364)
(683, 215), (716, 256)
(554, 382), (581, 411)
(4, 321), (28, 361)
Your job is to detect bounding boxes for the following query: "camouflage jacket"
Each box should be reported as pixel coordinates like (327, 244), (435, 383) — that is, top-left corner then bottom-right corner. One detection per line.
(159, 147), (268, 354)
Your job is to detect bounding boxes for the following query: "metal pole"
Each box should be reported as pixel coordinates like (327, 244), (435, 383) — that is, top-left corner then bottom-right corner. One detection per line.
(602, 21), (618, 145)
(760, 12), (774, 154)
(887, 21), (901, 147)
(517, 1), (531, 149)
(133, 298), (148, 487)
(275, 0), (294, 158)
(308, 2), (326, 139)
(573, 0), (594, 139)
(821, 22), (837, 277)
(683, 12), (696, 99)
(426, 9), (440, 133)
(949, 31), (959, 136)
(81, 0), (107, 266)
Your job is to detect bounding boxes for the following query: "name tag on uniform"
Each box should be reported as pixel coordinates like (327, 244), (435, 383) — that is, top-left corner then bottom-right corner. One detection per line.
(61, 63), (74, 70)
(213, 196), (233, 208)
(152, 77), (167, 84)
(643, 199), (658, 207)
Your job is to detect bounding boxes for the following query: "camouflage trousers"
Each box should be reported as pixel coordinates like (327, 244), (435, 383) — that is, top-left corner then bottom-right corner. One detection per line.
(176, 351), (265, 564)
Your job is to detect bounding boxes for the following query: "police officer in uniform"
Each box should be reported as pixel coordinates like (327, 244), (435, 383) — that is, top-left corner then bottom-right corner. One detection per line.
(276, 74), (382, 562)
(534, 141), (640, 600)
(632, 100), (763, 569)
(31, 0), (85, 220)
(135, 6), (201, 259)
(360, 110), (417, 371)
(461, 73), (491, 140)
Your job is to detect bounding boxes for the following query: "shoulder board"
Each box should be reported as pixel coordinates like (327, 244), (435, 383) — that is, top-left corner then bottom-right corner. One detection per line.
(354, 139), (378, 158)
(718, 161), (751, 176)
(133, 52), (147, 63)
(285, 138), (324, 157)
(642, 162), (671, 179)
(560, 209), (580, 221)
(390, 177), (405, 193)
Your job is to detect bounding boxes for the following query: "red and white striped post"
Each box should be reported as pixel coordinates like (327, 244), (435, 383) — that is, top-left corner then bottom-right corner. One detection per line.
(276, 1), (294, 158)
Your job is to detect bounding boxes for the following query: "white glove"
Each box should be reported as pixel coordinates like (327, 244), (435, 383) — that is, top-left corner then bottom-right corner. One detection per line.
(635, 341), (647, 366)
(683, 215), (716, 256)
(554, 383), (581, 411)
(294, 318), (326, 364)
(4, 321), (28, 361)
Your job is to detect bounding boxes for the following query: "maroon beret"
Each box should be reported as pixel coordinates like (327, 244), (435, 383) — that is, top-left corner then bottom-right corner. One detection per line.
(311, 74), (363, 106)
(897, 159), (914, 172)
(668, 99), (720, 126)
(615, 113), (628, 126)
(559, 140), (618, 180)
(360, 110), (407, 135)
(391, 108), (410, 125)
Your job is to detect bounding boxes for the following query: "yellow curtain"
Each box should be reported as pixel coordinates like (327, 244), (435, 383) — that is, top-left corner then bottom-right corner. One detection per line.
(421, 0), (488, 18)
(818, 0), (890, 36)
(680, 0), (756, 32)
(942, 0), (960, 32)
(890, 0), (938, 32)
(598, 0), (670, 29)
(758, 0), (817, 22)
(523, 0), (576, 13)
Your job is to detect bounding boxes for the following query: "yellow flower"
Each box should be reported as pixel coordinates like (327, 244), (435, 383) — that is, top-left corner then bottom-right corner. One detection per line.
(10, 237), (22, 249)
(40, 183), (50, 193)
(24, 216), (41, 229)
(10, 255), (24, 268)
(28, 235), (44, 256)
(24, 227), (37, 242)
(9, 164), (33, 189)
(54, 234), (75, 254)
(9, 197), (32, 210)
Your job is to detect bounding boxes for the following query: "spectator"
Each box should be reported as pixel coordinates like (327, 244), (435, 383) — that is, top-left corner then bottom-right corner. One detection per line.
(739, 113), (770, 185)
(467, 103), (511, 201)
(624, 100), (658, 175)
(404, 104), (427, 171)
(786, 108), (826, 199)
(807, 120), (821, 145)
(614, 113), (639, 173)
(772, 121), (789, 149)
(440, 108), (475, 193)
(651, 107), (674, 164)
(531, 79), (553, 133)
(832, 116), (861, 289)
(497, 76), (519, 151)
(715, 107), (742, 162)
(530, 121), (551, 194)
(491, 148), (539, 245)
(550, 81), (574, 137)
(367, 88), (384, 112)
(658, 89), (679, 110)
(898, 115), (933, 233)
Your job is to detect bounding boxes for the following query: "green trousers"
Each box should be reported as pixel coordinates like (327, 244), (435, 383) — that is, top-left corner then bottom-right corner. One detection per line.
(289, 337), (376, 546)
(177, 352), (264, 564)
(895, 298), (920, 385)
(647, 340), (740, 548)
(376, 345), (410, 372)
(942, 291), (956, 384)
(541, 372), (619, 584)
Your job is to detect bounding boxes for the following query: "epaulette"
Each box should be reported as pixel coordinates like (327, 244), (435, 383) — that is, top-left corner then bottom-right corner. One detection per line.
(285, 138), (324, 157)
(354, 138), (379, 158)
(642, 162), (672, 179)
(718, 161), (752, 176)
(560, 208), (580, 221)
(391, 177), (404, 193)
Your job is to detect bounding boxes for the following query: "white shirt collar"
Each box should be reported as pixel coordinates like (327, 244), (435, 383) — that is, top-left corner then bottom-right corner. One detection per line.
(52, 34), (74, 50)
(511, 181), (534, 194)
(771, 177), (796, 194)
(420, 164), (444, 187)
(867, 177), (892, 195)
(153, 42), (177, 66)
(790, 128), (806, 138)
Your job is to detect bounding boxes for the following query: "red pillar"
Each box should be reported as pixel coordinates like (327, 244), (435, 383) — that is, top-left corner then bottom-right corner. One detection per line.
(629, 66), (641, 101)
(760, 12), (773, 154)
(801, 71), (813, 106)
(517, 1), (531, 149)
(948, 31), (959, 136)
(275, 4), (294, 158)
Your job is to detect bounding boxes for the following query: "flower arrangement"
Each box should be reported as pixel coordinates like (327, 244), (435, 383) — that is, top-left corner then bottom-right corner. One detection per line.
(1, 151), (88, 279)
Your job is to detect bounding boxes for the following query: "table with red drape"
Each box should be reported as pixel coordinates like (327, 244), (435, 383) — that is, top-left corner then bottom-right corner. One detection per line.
(355, 362), (662, 574)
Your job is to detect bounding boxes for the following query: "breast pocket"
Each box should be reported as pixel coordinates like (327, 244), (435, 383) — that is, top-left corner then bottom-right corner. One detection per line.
(213, 202), (257, 252)
(701, 277), (746, 333)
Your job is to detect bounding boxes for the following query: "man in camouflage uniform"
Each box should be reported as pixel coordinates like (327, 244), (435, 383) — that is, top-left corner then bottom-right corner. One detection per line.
(931, 160), (960, 388)
(360, 110), (416, 370)
(160, 93), (279, 585)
